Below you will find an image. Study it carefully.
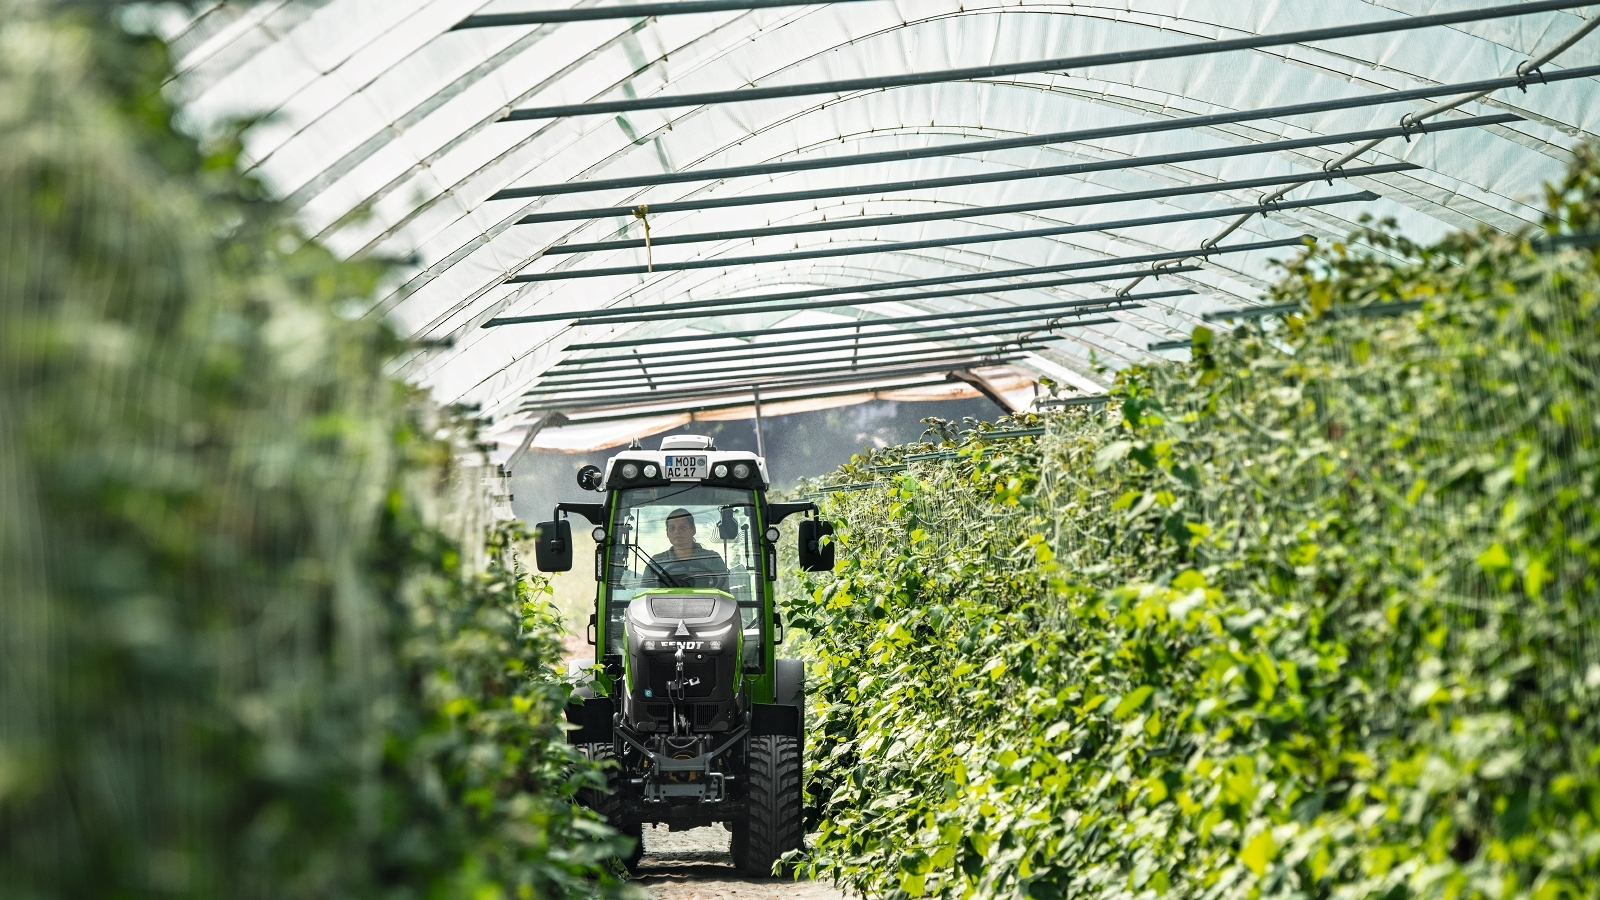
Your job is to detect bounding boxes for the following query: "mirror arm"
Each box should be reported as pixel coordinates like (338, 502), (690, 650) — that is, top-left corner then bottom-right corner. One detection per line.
(555, 502), (606, 525)
(764, 501), (817, 526)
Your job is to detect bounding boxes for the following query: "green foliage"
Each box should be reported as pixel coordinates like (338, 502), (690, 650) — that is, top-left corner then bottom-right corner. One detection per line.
(0, 8), (632, 899)
(792, 151), (1600, 899)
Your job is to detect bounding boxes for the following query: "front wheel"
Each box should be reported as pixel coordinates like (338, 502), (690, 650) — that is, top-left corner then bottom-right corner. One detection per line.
(735, 734), (803, 876)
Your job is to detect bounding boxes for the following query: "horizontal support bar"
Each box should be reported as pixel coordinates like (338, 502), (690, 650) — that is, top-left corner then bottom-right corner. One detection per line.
(534, 336), (1057, 386)
(553, 308), (1143, 369)
(497, 195), (1362, 296)
(500, 263), (1193, 329)
(497, 65), (1600, 203)
(527, 373), (959, 420)
(521, 353), (1035, 400)
(1148, 339), (1193, 351)
(453, 0), (879, 28)
(567, 266), (1186, 326)
(530, 352), (1052, 396)
(508, 167), (1407, 282)
(561, 287), (1192, 350)
(502, 0), (1592, 119)
(535, 114), (1512, 234)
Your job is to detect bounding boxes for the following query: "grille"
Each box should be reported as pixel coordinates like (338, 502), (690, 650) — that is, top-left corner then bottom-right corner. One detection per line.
(646, 703), (672, 722)
(647, 658), (717, 699)
(694, 705), (720, 728)
(650, 596), (716, 619)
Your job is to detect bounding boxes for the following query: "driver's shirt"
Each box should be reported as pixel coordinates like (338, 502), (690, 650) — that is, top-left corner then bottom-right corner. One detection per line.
(645, 543), (730, 590)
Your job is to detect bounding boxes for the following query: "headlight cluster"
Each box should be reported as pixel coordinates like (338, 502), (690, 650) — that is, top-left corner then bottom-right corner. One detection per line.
(707, 460), (761, 487)
(611, 460), (663, 487)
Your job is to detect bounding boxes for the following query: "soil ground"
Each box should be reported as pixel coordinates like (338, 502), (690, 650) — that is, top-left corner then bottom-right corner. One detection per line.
(635, 824), (847, 900)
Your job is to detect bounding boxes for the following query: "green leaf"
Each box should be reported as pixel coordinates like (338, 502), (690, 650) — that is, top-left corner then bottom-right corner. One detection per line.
(1113, 686), (1154, 720)
(1240, 830), (1277, 876)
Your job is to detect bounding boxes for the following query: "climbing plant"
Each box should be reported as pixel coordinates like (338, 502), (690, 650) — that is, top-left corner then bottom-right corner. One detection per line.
(0, 8), (631, 899)
(792, 148), (1600, 900)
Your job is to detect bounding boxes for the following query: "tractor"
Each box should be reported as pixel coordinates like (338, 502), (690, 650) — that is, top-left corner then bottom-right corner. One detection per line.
(532, 434), (834, 875)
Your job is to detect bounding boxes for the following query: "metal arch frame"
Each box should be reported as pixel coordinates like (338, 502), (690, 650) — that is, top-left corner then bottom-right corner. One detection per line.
(521, 356), (1036, 403)
(533, 114), (1512, 251)
(175, 0), (1600, 416)
(498, 71), (1600, 205)
(548, 314), (1144, 371)
(559, 287), (1194, 352)
(528, 377), (975, 421)
(489, 200), (1353, 327)
(507, 166), (1407, 282)
(502, 0), (1595, 118)
(486, 259), (1205, 327)
(236, 0), (1587, 333)
(526, 339), (1062, 391)
(368, 45), (1568, 341)
(453, 0), (885, 28)
(517, 366), (1026, 415)
(559, 263), (1194, 326)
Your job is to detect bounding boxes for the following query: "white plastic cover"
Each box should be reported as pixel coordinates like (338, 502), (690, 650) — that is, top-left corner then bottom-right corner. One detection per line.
(160, 0), (1600, 444)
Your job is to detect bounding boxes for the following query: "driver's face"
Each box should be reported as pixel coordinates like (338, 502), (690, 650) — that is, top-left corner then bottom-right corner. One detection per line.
(666, 516), (696, 551)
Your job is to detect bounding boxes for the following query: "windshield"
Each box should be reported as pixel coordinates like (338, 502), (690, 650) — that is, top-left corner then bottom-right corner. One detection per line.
(606, 484), (762, 660)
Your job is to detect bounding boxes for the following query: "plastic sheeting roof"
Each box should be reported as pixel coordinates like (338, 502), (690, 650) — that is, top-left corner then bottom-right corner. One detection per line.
(160, 0), (1600, 448)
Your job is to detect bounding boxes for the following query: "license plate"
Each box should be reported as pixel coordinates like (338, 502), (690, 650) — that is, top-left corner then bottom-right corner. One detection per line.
(663, 455), (708, 480)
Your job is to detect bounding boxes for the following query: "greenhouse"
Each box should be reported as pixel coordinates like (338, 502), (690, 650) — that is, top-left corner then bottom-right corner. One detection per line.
(4, 0), (1600, 898)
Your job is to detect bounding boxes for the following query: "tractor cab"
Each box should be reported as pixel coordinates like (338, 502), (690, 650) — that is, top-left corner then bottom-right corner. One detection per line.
(531, 434), (833, 873)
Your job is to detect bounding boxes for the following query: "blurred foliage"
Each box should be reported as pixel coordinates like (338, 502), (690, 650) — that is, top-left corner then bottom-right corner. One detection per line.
(791, 148), (1600, 899)
(0, 6), (633, 898)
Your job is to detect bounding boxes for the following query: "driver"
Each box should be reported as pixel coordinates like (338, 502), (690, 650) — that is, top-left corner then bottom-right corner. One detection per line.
(644, 508), (729, 590)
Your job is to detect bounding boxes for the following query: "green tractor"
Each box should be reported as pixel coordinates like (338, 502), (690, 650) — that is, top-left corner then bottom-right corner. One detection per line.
(533, 434), (834, 874)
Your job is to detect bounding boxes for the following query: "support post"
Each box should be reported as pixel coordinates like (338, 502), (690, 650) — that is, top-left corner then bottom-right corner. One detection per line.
(752, 385), (766, 459)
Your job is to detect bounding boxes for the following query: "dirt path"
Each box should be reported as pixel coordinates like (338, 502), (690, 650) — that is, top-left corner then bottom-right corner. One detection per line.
(635, 824), (847, 900)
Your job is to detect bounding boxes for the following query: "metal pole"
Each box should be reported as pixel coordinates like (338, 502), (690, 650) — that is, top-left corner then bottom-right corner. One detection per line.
(1115, 8), (1600, 300)
(453, 0), (881, 28)
(505, 169), (1407, 283)
(486, 225), (1312, 328)
(523, 113), (1511, 217)
(551, 310), (1145, 369)
(497, 64), (1600, 203)
(501, 0), (1593, 119)
(559, 288), (1192, 351)
(752, 385), (766, 458)
(533, 334), (1063, 387)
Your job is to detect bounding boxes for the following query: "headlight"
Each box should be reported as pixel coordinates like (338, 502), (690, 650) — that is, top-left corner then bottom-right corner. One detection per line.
(714, 464), (728, 477)
(696, 624), (733, 638)
(621, 463), (639, 479)
(765, 526), (780, 542)
(644, 463), (659, 478)
(591, 526), (606, 542)
(733, 463), (750, 479)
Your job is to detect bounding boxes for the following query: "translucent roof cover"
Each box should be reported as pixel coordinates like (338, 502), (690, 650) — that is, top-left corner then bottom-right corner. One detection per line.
(161, 0), (1600, 444)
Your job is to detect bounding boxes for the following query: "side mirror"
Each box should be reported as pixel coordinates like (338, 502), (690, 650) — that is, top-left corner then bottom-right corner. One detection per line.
(798, 519), (835, 572)
(534, 519), (573, 572)
(576, 465), (603, 491)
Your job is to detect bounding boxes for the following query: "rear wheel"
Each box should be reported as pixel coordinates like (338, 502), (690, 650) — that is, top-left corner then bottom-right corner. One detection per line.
(578, 743), (643, 871)
(736, 734), (803, 876)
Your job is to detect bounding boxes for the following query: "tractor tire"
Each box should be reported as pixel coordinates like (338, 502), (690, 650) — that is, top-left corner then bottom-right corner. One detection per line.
(578, 743), (642, 871)
(735, 734), (803, 876)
